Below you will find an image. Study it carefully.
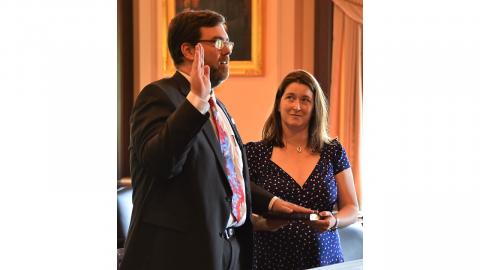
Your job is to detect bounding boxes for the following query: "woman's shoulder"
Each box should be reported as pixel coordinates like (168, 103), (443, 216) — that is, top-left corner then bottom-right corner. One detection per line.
(245, 140), (274, 157)
(245, 140), (270, 151)
(323, 138), (351, 171)
(324, 137), (342, 148)
(322, 138), (345, 156)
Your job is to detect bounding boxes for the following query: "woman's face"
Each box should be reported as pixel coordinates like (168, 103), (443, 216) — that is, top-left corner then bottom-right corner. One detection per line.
(278, 82), (314, 132)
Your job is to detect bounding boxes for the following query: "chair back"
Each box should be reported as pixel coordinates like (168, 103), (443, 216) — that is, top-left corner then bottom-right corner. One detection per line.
(117, 187), (133, 243)
(338, 222), (363, 261)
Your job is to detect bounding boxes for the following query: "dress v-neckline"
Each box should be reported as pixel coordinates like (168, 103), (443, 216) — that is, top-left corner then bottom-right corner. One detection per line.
(268, 146), (321, 189)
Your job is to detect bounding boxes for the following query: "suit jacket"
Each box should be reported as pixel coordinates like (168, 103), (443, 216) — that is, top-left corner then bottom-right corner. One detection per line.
(120, 72), (273, 270)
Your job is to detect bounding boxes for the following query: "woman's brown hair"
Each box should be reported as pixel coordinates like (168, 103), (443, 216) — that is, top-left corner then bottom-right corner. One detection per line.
(262, 69), (332, 153)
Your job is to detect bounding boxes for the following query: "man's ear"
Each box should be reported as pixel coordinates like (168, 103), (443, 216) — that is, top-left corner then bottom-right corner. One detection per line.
(180, 43), (195, 62)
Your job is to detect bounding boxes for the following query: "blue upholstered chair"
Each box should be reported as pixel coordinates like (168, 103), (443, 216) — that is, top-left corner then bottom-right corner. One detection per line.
(338, 222), (363, 261)
(117, 186), (133, 240)
(117, 186), (133, 268)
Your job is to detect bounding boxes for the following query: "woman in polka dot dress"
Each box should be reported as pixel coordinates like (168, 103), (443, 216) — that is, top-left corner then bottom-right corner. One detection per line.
(247, 70), (359, 270)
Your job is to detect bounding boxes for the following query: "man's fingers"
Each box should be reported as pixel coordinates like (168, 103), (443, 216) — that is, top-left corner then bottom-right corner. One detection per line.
(288, 203), (314, 214)
(271, 200), (293, 213)
(274, 199), (313, 214)
(198, 43), (204, 66)
(191, 47), (197, 69)
(192, 44), (204, 73)
(203, 65), (210, 78)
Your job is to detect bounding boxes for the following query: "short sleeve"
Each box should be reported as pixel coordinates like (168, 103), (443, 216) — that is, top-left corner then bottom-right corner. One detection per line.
(331, 140), (351, 175)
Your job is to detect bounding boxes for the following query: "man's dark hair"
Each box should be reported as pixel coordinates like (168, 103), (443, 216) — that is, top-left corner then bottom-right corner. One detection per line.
(168, 10), (226, 66)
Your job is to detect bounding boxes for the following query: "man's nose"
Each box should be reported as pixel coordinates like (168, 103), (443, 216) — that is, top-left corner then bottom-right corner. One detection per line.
(222, 44), (233, 55)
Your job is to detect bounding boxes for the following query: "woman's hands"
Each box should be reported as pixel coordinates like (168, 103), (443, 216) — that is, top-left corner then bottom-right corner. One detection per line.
(306, 211), (336, 233)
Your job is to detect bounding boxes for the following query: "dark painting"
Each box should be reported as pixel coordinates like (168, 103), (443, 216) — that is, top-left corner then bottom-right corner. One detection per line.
(175, 0), (252, 61)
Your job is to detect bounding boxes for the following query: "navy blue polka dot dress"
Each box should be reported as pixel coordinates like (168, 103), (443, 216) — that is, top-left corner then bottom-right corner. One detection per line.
(246, 139), (351, 270)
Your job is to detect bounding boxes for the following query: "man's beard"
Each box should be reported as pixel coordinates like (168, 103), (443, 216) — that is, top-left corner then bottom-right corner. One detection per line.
(209, 65), (229, 88)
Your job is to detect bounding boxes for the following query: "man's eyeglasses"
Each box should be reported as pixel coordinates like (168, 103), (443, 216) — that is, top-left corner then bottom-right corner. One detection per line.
(197, 39), (234, 50)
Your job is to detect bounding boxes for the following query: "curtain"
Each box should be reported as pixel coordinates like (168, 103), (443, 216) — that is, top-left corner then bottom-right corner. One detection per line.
(329, 0), (363, 207)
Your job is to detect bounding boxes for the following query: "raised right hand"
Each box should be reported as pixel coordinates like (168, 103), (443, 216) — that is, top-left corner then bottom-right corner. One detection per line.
(190, 43), (211, 99)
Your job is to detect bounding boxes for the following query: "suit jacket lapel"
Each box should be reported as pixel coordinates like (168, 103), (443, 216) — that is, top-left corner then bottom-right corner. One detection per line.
(171, 72), (231, 187)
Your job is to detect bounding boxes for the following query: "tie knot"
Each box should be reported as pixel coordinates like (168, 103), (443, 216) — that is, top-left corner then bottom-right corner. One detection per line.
(208, 97), (216, 108)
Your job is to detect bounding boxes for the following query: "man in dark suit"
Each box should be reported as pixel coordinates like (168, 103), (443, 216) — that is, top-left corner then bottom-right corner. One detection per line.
(120, 10), (311, 270)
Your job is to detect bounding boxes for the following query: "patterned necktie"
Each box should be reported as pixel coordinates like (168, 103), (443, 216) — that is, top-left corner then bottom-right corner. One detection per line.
(208, 98), (245, 222)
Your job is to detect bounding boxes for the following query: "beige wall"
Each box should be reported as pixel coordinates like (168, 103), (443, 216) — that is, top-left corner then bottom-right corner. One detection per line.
(133, 0), (315, 142)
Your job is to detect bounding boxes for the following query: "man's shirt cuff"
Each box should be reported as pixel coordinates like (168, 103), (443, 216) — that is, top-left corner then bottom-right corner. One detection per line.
(268, 196), (280, 211)
(186, 91), (210, 114)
